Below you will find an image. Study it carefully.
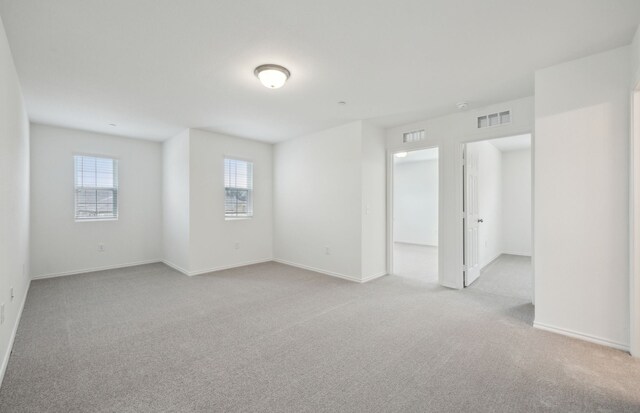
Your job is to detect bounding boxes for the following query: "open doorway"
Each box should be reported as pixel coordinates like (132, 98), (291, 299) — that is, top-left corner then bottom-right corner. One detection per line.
(391, 147), (439, 283)
(463, 134), (532, 301)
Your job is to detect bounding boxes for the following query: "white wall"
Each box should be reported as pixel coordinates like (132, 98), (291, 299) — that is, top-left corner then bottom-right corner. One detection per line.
(631, 25), (640, 357)
(162, 130), (190, 272)
(30, 124), (163, 278)
(534, 46), (630, 350)
(393, 160), (438, 246)
(188, 129), (273, 273)
(274, 122), (363, 279)
(361, 122), (387, 280)
(386, 96), (534, 289)
(161, 128), (273, 275)
(0, 15), (30, 386)
(502, 149), (532, 256)
(274, 120), (386, 282)
(632, 26), (640, 88)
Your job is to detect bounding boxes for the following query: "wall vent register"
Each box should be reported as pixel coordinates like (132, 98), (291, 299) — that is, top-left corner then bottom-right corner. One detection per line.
(403, 129), (425, 143)
(477, 110), (511, 129)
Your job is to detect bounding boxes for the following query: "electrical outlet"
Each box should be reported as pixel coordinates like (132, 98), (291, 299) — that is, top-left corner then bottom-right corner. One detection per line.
(98, 243), (105, 252)
(0, 304), (4, 325)
(234, 242), (240, 250)
(10, 288), (14, 302)
(325, 246), (330, 255)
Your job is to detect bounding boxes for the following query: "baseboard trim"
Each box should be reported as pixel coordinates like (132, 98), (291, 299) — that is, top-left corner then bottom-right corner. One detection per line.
(394, 241), (438, 247)
(162, 259), (274, 276)
(273, 259), (360, 282)
(502, 251), (532, 257)
(361, 271), (388, 283)
(273, 259), (385, 284)
(187, 259), (274, 276)
(161, 260), (191, 275)
(533, 321), (630, 352)
(31, 259), (162, 280)
(0, 280), (31, 389)
(480, 253), (503, 271)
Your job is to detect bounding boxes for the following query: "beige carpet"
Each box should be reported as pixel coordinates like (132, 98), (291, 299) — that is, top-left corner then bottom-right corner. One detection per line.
(1, 261), (639, 412)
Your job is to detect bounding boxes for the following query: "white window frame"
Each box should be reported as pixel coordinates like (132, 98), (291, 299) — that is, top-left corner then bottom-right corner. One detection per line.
(74, 154), (119, 222)
(224, 157), (254, 219)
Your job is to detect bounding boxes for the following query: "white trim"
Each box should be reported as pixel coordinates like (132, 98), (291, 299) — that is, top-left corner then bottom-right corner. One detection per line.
(161, 259), (191, 275)
(31, 259), (161, 280)
(501, 250), (532, 257)
(631, 86), (640, 357)
(0, 280), (31, 388)
(273, 259), (373, 283)
(393, 241), (439, 248)
(361, 271), (387, 283)
(533, 321), (630, 352)
(187, 259), (274, 276)
(162, 258), (274, 277)
(480, 252), (503, 271)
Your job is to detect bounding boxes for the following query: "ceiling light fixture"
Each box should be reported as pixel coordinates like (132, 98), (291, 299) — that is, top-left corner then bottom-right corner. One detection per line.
(254, 64), (290, 89)
(395, 152), (408, 158)
(456, 102), (469, 110)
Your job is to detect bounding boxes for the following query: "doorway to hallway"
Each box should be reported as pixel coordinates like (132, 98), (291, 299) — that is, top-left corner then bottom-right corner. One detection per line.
(391, 147), (439, 283)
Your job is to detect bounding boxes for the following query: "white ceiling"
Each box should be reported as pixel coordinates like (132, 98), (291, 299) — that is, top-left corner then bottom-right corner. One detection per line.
(0, 1), (639, 143)
(488, 134), (531, 152)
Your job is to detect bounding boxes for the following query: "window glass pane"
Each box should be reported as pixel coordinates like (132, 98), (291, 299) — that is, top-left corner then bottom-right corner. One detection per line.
(74, 156), (118, 220)
(224, 158), (253, 217)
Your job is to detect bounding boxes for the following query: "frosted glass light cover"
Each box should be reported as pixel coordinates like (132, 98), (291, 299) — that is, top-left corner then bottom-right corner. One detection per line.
(256, 67), (289, 88)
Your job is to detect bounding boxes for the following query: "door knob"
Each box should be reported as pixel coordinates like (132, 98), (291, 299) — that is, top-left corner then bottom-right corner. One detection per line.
(477, 219), (484, 223)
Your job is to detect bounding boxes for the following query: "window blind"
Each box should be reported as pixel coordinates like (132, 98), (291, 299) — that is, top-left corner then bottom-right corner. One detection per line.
(224, 158), (253, 217)
(74, 155), (119, 220)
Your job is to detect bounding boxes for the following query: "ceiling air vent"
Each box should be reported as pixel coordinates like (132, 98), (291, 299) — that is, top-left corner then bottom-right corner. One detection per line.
(477, 110), (511, 129)
(403, 129), (425, 143)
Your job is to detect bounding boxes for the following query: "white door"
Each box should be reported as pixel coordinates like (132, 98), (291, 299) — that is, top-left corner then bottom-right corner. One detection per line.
(464, 144), (481, 286)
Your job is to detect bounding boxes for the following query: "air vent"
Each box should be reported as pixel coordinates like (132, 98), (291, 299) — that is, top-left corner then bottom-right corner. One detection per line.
(477, 110), (511, 129)
(403, 129), (425, 143)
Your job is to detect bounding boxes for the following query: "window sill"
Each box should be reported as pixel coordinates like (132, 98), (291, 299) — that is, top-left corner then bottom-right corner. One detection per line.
(75, 218), (119, 223)
(225, 216), (253, 221)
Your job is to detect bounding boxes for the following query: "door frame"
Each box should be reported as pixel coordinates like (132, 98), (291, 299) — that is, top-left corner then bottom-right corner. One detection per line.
(386, 145), (441, 280)
(630, 83), (640, 357)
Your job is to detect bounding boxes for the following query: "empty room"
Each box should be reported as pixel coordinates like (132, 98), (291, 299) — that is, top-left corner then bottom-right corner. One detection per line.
(1, 1), (640, 412)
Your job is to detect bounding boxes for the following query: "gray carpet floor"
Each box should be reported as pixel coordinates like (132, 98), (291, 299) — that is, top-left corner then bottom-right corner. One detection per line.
(1, 261), (639, 412)
(393, 242), (438, 283)
(469, 254), (533, 300)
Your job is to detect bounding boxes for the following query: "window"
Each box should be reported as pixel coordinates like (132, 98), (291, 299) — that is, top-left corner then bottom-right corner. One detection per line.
(74, 155), (119, 220)
(224, 158), (253, 218)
